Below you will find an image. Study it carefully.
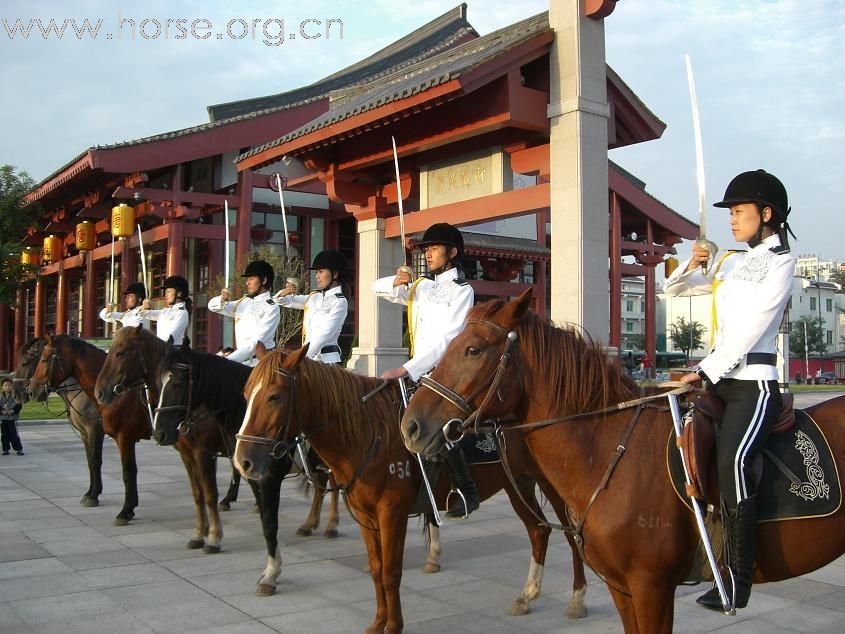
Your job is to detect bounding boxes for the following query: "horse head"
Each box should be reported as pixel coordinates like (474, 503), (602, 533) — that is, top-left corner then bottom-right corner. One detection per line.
(152, 338), (194, 446)
(96, 324), (155, 405)
(27, 334), (69, 401)
(401, 289), (532, 458)
(14, 338), (47, 403)
(234, 345), (310, 480)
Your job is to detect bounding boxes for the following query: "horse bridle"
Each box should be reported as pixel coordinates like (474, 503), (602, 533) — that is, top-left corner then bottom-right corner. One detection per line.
(111, 347), (151, 396)
(154, 361), (196, 435)
(417, 319), (521, 441)
(235, 366), (301, 459)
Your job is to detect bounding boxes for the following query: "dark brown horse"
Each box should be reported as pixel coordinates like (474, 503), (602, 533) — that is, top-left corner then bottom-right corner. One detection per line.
(401, 290), (845, 633)
(14, 338), (104, 507)
(234, 346), (588, 634)
(26, 335), (151, 525)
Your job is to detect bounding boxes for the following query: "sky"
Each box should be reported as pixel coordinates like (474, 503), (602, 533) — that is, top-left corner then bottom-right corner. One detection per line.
(2, 0), (843, 264)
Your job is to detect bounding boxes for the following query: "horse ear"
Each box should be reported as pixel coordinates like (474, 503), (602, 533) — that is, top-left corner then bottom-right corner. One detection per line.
(255, 341), (268, 359)
(182, 336), (192, 350)
(285, 344), (309, 369)
(135, 323), (144, 334)
(500, 288), (533, 329)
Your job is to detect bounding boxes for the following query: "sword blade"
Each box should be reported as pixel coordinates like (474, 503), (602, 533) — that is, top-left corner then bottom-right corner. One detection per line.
(685, 55), (707, 240)
(224, 201), (230, 290)
(391, 136), (407, 266)
(276, 172), (290, 257)
(137, 224), (148, 298)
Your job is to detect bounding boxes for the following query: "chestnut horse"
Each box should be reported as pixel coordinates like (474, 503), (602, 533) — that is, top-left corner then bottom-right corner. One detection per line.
(234, 346), (589, 634)
(27, 335), (152, 525)
(14, 338), (104, 507)
(401, 290), (845, 633)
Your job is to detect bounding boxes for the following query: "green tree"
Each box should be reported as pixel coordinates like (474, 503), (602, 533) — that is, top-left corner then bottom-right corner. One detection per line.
(0, 165), (40, 303)
(626, 334), (646, 351)
(790, 315), (826, 356)
(829, 268), (845, 292)
(668, 316), (706, 362)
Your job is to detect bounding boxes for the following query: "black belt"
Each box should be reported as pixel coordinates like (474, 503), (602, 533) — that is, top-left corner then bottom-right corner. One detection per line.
(320, 345), (341, 355)
(746, 352), (777, 366)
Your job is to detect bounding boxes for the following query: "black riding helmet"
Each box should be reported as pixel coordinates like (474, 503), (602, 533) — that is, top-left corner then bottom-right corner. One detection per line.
(310, 250), (346, 282)
(242, 259), (275, 289)
(160, 275), (189, 298)
(714, 169), (795, 249)
(123, 282), (146, 301)
(416, 222), (464, 258)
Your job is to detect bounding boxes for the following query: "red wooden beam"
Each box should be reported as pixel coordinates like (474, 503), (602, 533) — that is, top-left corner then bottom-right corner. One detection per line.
(111, 186), (239, 207)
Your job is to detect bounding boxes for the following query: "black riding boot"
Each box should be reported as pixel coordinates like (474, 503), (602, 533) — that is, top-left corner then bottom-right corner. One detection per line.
(444, 444), (480, 519)
(697, 496), (757, 611)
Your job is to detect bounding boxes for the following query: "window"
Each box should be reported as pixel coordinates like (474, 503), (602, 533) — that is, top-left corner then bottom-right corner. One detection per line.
(150, 250), (167, 296)
(626, 322), (633, 332)
(251, 210), (302, 256)
(193, 307), (208, 350)
(626, 300), (634, 312)
(195, 240), (209, 293)
(827, 331), (833, 345)
(68, 283), (81, 337)
(826, 298), (833, 312)
(810, 297), (817, 311)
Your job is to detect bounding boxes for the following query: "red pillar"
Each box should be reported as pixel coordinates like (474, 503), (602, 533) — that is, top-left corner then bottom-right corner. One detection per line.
(609, 192), (622, 352)
(56, 261), (68, 334)
(121, 238), (136, 292)
(535, 211), (548, 316)
(13, 288), (25, 366)
(33, 277), (46, 337)
(82, 254), (98, 337)
(0, 304), (8, 369)
(206, 235), (223, 352)
(235, 169), (253, 296)
(166, 222), (184, 277)
(645, 218), (657, 364)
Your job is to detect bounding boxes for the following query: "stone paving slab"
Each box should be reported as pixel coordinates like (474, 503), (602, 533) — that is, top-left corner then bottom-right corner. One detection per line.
(1, 392), (843, 632)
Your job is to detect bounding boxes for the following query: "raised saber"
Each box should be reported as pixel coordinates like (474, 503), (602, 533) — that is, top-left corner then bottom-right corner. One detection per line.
(668, 392), (734, 614)
(391, 136), (414, 282)
(275, 172), (290, 256)
(685, 55), (718, 273)
(224, 200), (230, 292)
(135, 224), (155, 425)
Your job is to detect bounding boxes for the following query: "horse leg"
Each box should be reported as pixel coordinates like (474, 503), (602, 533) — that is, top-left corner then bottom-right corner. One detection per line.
(178, 447), (208, 549)
(376, 509), (407, 634)
(359, 526), (388, 634)
(78, 423), (104, 507)
(323, 472), (340, 539)
(608, 585), (640, 634)
(422, 512), (441, 573)
(502, 475), (552, 616)
(629, 580), (675, 634)
(113, 433), (139, 526)
(256, 460), (286, 597)
(198, 452), (223, 554)
(219, 463), (240, 511)
(538, 482), (588, 619)
(296, 470), (326, 537)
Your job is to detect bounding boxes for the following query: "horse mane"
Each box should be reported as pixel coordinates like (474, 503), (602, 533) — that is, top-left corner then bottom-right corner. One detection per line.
(114, 325), (169, 357)
(247, 351), (400, 449)
(467, 301), (638, 416)
(163, 346), (252, 428)
(53, 335), (106, 363)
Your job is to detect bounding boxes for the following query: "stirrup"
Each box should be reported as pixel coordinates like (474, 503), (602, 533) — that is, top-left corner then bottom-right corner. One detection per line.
(445, 488), (469, 520)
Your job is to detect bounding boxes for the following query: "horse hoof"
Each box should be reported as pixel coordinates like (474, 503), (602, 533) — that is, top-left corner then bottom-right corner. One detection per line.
(81, 497), (99, 508)
(323, 529), (339, 539)
(252, 505), (260, 514)
(507, 600), (530, 616)
(112, 512), (133, 527)
(256, 583), (277, 597)
(187, 539), (205, 550)
(422, 562), (441, 574)
(219, 502), (231, 512)
(565, 604), (587, 619)
(296, 527), (313, 537)
(202, 544), (221, 554)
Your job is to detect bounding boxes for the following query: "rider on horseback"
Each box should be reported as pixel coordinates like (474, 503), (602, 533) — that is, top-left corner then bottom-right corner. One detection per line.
(141, 275), (191, 347)
(666, 170), (796, 611)
(374, 223), (478, 519)
(100, 281), (149, 330)
(274, 250), (348, 365)
(208, 260), (280, 367)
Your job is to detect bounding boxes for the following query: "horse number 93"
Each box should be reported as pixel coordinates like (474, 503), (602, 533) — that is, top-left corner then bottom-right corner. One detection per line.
(389, 460), (411, 479)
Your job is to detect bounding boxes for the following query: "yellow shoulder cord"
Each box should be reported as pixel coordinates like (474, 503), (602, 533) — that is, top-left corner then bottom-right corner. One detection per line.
(301, 291), (320, 345)
(709, 251), (741, 349)
(407, 278), (425, 358)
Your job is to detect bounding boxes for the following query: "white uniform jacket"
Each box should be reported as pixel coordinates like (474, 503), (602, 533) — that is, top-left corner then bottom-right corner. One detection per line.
(664, 234), (795, 384)
(275, 286), (347, 364)
(373, 267), (474, 381)
(143, 302), (189, 346)
(98, 306), (149, 330)
(208, 291), (280, 367)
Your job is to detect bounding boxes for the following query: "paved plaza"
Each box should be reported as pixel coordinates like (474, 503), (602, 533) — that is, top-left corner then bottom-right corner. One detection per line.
(1, 392), (843, 633)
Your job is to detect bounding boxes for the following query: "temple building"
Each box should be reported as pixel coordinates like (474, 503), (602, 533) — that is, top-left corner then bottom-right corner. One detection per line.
(1, 3), (697, 371)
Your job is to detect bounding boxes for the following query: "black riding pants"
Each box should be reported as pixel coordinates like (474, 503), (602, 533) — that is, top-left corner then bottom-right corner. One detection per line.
(711, 379), (781, 510)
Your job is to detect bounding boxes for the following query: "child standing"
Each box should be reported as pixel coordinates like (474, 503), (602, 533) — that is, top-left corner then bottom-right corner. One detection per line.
(0, 378), (24, 455)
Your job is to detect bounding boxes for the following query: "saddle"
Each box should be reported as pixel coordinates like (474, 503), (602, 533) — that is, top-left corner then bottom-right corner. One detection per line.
(678, 390), (795, 502)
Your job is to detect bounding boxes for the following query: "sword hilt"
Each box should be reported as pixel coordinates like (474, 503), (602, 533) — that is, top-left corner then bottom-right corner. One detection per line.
(696, 238), (718, 275)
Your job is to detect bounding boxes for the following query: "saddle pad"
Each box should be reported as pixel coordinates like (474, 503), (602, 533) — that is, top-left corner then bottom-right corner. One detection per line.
(667, 408), (842, 523)
(460, 430), (501, 465)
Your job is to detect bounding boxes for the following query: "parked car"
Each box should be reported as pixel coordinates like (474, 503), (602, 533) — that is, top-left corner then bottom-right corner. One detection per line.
(817, 372), (839, 385)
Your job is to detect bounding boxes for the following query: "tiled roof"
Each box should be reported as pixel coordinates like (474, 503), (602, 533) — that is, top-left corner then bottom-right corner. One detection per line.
(206, 4), (477, 121)
(237, 11), (552, 163)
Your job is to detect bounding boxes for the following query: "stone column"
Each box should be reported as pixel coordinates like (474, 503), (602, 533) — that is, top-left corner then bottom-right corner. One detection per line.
(548, 1), (611, 342)
(345, 217), (408, 376)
